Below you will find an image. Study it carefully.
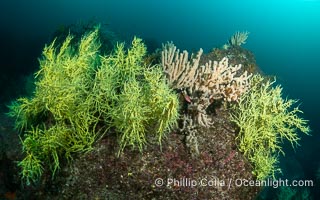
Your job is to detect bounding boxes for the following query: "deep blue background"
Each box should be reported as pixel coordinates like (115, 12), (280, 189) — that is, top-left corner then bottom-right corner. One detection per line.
(0, 0), (319, 198)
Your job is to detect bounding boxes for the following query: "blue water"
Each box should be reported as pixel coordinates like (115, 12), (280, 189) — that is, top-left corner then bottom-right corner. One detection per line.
(1, 0), (319, 198)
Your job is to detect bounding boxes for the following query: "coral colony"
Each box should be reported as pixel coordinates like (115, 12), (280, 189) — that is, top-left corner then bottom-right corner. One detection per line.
(8, 27), (310, 186)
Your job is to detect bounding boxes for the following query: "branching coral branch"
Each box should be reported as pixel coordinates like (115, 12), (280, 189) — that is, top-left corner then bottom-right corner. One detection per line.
(230, 74), (310, 180)
(161, 42), (201, 89)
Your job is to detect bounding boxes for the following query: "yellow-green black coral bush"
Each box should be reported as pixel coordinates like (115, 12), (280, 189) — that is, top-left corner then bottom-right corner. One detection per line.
(230, 75), (310, 180)
(8, 27), (179, 185)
